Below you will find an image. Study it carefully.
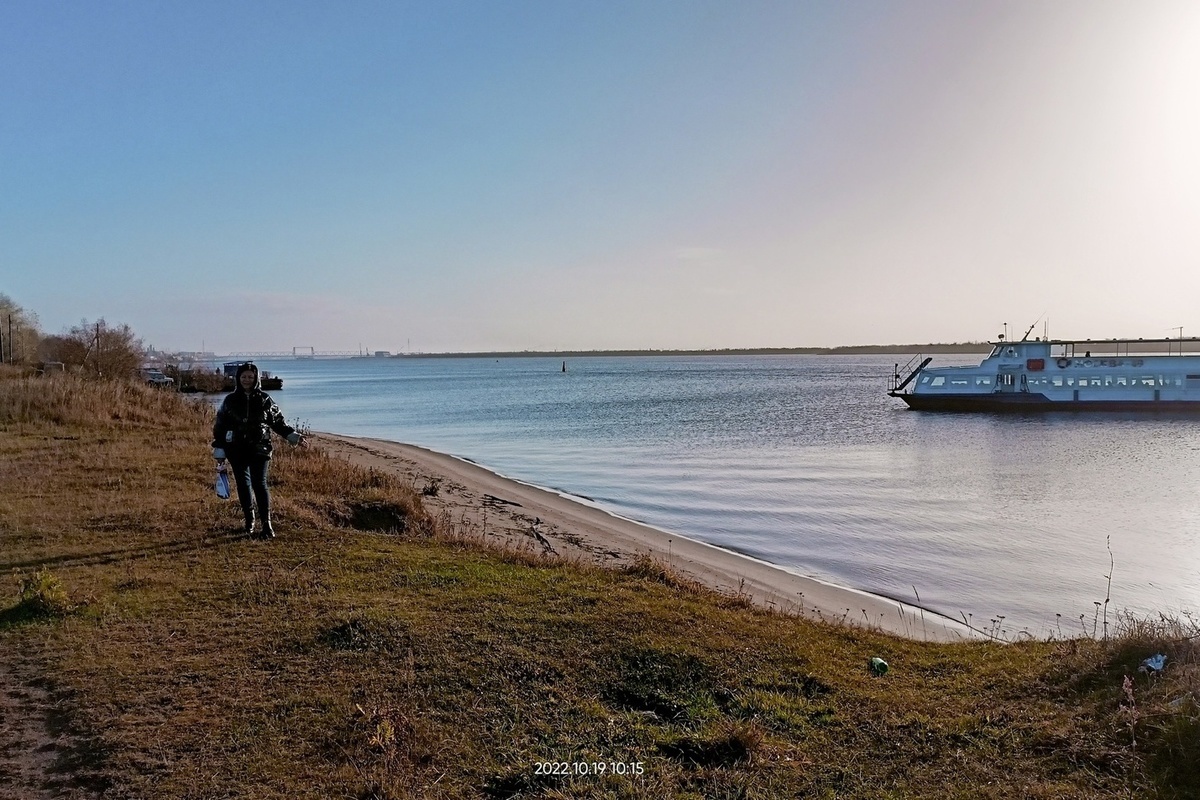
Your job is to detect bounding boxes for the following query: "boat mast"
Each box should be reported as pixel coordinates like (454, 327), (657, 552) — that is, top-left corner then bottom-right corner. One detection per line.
(1020, 314), (1046, 342)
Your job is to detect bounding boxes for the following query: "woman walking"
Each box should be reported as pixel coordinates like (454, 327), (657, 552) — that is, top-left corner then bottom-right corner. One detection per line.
(212, 362), (302, 539)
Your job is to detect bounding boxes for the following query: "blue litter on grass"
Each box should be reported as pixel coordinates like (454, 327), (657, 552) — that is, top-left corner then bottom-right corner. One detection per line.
(1140, 653), (1166, 673)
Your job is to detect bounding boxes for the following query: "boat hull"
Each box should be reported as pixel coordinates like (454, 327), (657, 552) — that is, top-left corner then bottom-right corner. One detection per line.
(893, 392), (1200, 413)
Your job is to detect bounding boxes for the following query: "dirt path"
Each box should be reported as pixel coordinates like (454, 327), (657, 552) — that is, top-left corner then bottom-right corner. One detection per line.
(0, 652), (105, 800)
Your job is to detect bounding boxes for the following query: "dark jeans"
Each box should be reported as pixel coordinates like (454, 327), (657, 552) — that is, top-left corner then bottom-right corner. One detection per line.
(226, 453), (271, 521)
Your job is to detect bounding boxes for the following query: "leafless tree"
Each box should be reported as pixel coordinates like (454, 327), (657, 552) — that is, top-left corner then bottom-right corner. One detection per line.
(0, 293), (43, 364)
(41, 318), (144, 378)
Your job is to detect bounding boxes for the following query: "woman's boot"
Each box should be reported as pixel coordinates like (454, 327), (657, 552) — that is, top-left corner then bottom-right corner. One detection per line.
(242, 506), (256, 536)
(260, 515), (275, 539)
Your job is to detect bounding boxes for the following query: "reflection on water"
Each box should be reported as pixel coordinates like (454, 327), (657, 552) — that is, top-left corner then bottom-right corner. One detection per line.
(255, 354), (1200, 635)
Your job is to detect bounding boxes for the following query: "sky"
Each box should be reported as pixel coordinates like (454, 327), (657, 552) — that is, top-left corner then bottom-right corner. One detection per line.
(4, 1), (1200, 353)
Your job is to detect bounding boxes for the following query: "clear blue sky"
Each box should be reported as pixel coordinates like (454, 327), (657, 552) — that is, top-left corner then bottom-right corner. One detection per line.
(4, 1), (1200, 352)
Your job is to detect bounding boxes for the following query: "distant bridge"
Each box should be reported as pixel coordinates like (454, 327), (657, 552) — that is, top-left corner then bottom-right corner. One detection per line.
(219, 350), (365, 359)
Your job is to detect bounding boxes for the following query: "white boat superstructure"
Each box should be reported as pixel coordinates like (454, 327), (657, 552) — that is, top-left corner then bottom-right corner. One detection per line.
(888, 336), (1200, 412)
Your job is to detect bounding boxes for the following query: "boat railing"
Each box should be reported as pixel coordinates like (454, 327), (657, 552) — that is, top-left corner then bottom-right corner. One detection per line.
(890, 354), (932, 394)
(1056, 338), (1200, 358)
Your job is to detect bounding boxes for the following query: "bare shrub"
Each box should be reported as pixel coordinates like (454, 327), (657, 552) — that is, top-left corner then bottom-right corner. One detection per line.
(163, 364), (226, 393)
(41, 318), (143, 379)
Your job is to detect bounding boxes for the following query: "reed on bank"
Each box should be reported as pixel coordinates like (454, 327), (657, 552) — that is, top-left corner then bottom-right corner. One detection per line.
(1, 369), (1197, 799)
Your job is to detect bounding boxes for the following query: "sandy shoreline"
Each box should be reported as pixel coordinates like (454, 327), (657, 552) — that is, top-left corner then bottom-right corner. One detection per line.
(313, 432), (983, 642)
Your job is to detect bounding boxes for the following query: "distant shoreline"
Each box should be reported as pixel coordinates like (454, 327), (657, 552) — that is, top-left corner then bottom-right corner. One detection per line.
(166, 343), (993, 368)
(382, 343), (993, 359)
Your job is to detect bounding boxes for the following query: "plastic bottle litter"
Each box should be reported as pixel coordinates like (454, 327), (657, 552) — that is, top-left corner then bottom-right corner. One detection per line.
(869, 657), (889, 676)
(1167, 693), (1193, 710)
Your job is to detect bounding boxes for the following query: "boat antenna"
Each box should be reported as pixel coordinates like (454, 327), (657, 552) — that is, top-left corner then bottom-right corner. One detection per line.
(1020, 313), (1047, 342)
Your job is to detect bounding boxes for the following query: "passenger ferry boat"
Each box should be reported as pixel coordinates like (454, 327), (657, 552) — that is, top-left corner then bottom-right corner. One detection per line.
(889, 334), (1200, 412)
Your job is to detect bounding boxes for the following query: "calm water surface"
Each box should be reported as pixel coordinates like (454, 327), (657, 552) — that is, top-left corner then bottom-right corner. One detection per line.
(250, 354), (1200, 635)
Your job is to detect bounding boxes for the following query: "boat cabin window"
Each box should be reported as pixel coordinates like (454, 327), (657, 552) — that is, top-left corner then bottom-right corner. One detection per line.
(1051, 376), (1064, 387)
(949, 377), (970, 386)
(975, 376), (992, 386)
(930, 376), (945, 387)
(1139, 376), (1156, 386)
(1115, 376), (1128, 386)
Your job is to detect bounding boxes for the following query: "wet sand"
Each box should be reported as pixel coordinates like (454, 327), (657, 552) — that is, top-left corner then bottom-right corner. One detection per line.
(313, 432), (983, 642)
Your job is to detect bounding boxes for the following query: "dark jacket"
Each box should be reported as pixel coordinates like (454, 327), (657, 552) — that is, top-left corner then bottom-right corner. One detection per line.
(211, 364), (295, 459)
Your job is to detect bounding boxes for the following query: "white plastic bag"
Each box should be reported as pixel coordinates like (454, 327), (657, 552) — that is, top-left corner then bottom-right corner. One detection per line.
(215, 465), (230, 499)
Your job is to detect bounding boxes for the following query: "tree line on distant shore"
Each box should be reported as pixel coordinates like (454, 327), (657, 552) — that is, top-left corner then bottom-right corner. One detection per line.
(396, 342), (992, 359)
(0, 293), (144, 379)
(1, 291), (991, 378)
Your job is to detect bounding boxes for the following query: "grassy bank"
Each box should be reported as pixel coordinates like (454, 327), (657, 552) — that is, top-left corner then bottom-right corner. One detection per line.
(1, 369), (1197, 798)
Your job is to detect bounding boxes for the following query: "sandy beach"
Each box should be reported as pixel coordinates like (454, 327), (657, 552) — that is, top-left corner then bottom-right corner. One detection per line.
(313, 432), (983, 642)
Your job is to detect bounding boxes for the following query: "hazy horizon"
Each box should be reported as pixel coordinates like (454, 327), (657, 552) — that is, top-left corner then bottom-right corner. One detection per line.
(5, 1), (1200, 353)
(158, 340), (995, 358)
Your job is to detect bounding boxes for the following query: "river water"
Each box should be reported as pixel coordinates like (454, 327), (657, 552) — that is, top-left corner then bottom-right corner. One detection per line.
(246, 353), (1200, 636)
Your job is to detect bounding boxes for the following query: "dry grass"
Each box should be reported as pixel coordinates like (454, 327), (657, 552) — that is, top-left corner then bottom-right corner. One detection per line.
(1, 372), (1198, 798)
(0, 368), (212, 428)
